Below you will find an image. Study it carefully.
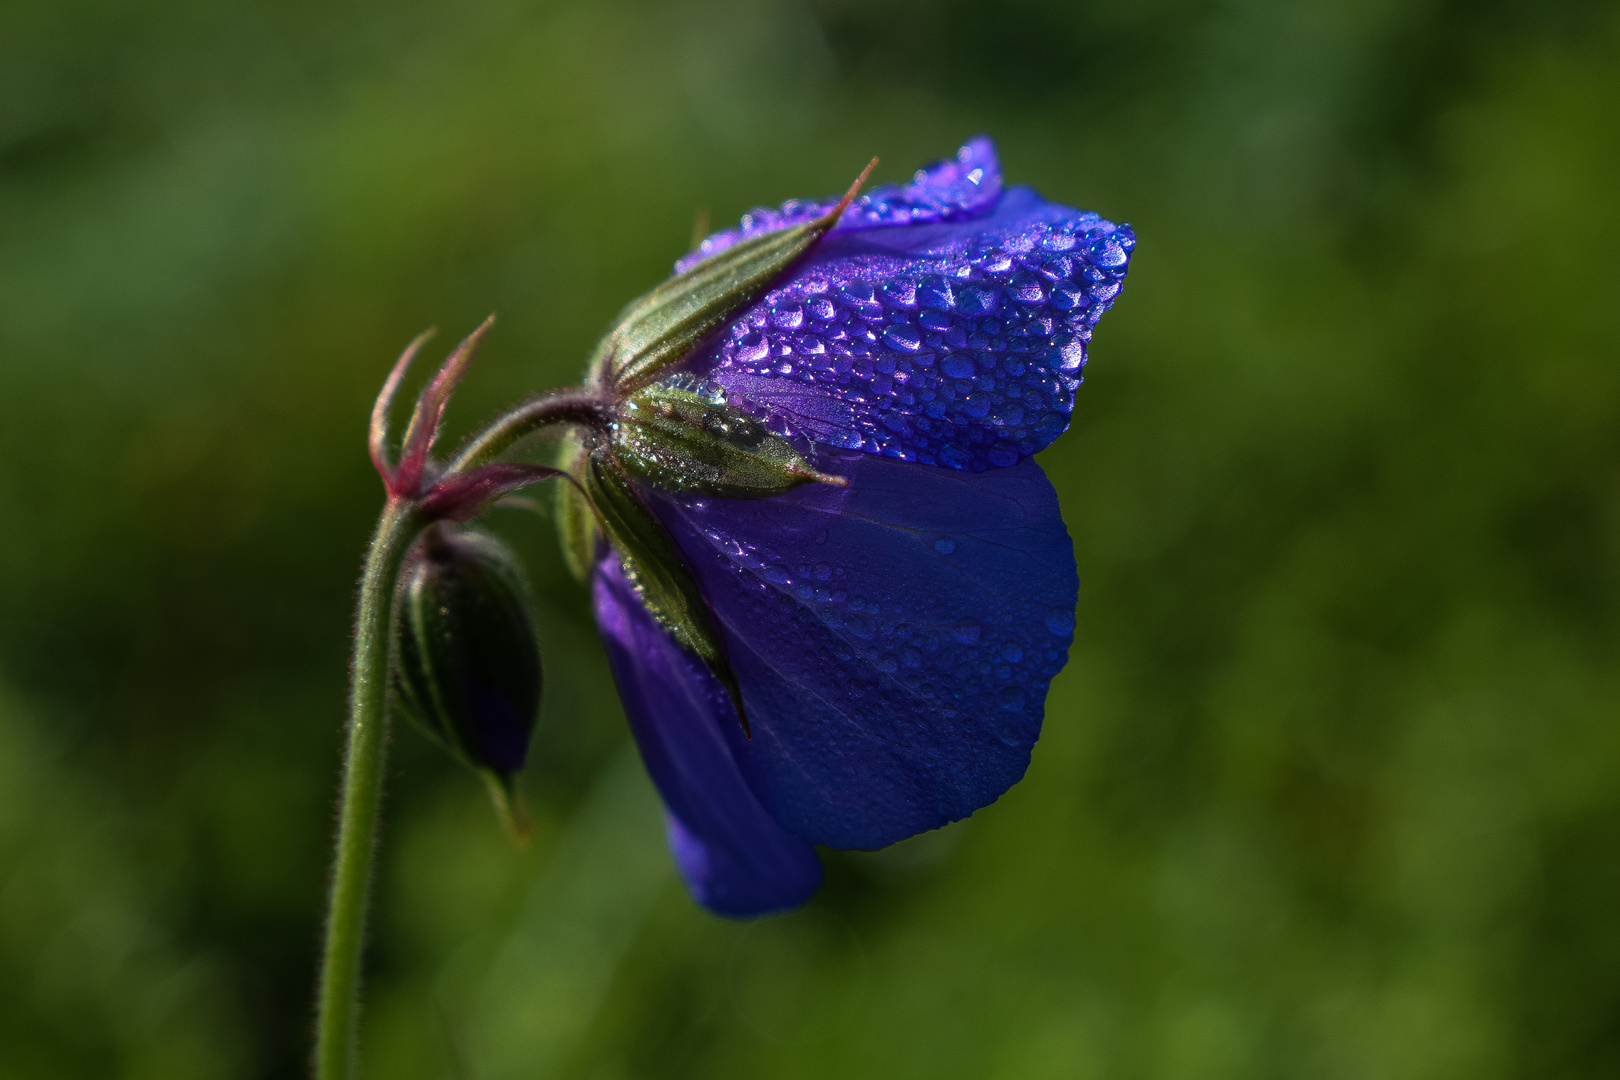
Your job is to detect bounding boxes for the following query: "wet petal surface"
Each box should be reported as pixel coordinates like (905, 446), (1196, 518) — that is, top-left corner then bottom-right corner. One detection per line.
(593, 554), (823, 915)
(649, 450), (1078, 850)
(688, 186), (1134, 471)
(675, 136), (1003, 275)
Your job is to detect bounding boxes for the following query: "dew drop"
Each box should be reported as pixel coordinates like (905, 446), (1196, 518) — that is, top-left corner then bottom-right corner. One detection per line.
(1089, 238), (1127, 268)
(881, 279), (917, 308)
(956, 285), (998, 316)
(917, 275), (955, 311)
(735, 333), (769, 364)
(999, 687), (1026, 711)
(881, 324), (922, 352)
(933, 538), (957, 555)
(979, 249), (1013, 274)
(1007, 270), (1046, 303)
(953, 619), (982, 645)
(1045, 608), (1075, 636)
(1049, 282), (1084, 311)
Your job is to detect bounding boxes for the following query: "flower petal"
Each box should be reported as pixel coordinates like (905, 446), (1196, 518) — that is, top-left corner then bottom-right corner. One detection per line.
(675, 136), (1003, 276)
(687, 183), (1133, 472)
(647, 449), (1078, 850)
(592, 552), (823, 915)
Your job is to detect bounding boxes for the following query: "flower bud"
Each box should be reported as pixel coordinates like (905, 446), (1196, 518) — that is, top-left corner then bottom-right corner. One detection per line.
(392, 526), (541, 836)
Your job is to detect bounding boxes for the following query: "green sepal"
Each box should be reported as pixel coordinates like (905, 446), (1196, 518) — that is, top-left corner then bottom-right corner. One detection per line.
(584, 453), (751, 733)
(613, 383), (847, 498)
(553, 431), (599, 582)
(390, 527), (542, 775)
(588, 211), (844, 395)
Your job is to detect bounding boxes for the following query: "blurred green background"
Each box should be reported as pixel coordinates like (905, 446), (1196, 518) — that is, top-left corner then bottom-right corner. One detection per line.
(2, 0), (1618, 1076)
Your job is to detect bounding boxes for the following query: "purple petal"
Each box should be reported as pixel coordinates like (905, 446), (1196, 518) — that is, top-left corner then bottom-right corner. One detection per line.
(592, 552), (823, 916)
(647, 449), (1078, 850)
(688, 185), (1134, 472)
(675, 136), (1003, 276)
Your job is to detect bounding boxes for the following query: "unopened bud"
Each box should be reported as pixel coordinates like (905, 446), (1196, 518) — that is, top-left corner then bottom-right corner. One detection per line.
(392, 525), (541, 840)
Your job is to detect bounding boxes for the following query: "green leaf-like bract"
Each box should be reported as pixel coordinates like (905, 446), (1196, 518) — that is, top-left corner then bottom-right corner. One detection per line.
(554, 431), (599, 583)
(589, 213), (842, 394)
(613, 384), (834, 497)
(584, 454), (748, 730)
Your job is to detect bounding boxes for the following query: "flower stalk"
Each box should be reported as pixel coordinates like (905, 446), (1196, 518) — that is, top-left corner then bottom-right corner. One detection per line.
(315, 322), (586, 1080)
(313, 496), (417, 1080)
(306, 148), (1056, 1072)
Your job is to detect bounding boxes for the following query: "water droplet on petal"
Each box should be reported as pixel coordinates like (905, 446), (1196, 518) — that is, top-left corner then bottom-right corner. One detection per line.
(953, 619), (981, 645)
(956, 285), (999, 316)
(933, 538), (956, 554)
(979, 249), (1013, 274)
(917, 275), (955, 311)
(1050, 282), (1085, 310)
(1089, 237), (1127, 268)
(1007, 271), (1045, 304)
(882, 325), (922, 352)
(881, 279), (917, 308)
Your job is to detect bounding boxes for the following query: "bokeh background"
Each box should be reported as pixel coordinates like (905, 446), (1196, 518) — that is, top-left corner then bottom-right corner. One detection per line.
(3, 0), (1618, 1076)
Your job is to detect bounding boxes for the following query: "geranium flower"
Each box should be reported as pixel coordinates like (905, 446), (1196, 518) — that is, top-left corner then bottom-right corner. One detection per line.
(577, 137), (1135, 915)
(318, 136), (1134, 1080)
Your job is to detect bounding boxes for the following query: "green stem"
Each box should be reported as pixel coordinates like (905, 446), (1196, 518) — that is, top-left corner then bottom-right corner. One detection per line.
(315, 499), (420, 1080)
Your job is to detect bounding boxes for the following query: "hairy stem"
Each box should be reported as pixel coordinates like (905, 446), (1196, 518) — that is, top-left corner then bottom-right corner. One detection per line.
(315, 499), (420, 1080)
(445, 390), (606, 475)
(314, 387), (601, 1076)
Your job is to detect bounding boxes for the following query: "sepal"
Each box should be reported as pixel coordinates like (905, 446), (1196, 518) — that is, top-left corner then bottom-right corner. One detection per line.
(554, 432), (599, 582)
(583, 454), (750, 734)
(612, 383), (846, 498)
(589, 160), (876, 395)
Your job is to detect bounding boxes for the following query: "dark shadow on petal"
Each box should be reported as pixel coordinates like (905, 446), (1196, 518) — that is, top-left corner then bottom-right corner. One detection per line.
(593, 554), (823, 916)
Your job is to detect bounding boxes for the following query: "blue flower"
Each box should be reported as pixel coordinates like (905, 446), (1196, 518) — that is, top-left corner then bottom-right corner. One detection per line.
(585, 138), (1133, 916)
